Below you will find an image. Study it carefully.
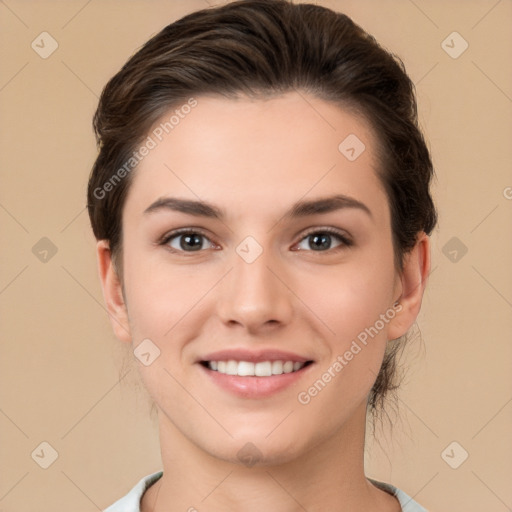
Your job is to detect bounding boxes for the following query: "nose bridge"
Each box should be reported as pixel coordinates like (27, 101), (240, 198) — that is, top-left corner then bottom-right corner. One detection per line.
(216, 236), (293, 330)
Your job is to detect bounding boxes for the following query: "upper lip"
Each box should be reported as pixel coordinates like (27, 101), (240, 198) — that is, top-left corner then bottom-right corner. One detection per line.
(198, 349), (313, 364)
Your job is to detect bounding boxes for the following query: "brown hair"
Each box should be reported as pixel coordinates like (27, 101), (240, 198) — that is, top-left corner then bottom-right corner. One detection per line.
(87, 0), (437, 417)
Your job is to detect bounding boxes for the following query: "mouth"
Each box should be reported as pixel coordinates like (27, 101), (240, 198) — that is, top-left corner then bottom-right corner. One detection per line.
(197, 349), (315, 398)
(200, 359), (314, 376)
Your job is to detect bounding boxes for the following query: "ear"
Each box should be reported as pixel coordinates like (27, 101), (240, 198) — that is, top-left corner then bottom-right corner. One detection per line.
(387, 232), (431, 341)
(96, 240), (132, 344)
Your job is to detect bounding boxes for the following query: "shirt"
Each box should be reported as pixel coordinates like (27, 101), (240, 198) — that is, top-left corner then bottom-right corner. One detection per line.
(103, 471), (428, 512)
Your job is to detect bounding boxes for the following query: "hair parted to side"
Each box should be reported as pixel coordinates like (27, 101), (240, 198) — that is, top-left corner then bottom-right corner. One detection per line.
(87, 0), (437, 419)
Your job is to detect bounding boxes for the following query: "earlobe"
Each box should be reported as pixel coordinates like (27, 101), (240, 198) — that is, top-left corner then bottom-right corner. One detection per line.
(387, 233), (431, 341)
(96, 240), (132, 344)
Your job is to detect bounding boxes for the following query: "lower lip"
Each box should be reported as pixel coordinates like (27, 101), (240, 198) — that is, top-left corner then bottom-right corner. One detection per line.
(199, 363), (314, 399)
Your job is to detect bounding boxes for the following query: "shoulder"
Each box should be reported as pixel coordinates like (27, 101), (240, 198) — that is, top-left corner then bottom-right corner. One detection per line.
(369, 478), (429, 512)
(103, 471), (163, 512)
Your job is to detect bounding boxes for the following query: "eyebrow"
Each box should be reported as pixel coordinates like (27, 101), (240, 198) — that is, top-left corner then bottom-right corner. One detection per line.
(143, 194), (372, 220)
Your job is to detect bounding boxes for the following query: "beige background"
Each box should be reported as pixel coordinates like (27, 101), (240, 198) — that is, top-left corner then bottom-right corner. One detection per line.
(1, 1), (511, 511)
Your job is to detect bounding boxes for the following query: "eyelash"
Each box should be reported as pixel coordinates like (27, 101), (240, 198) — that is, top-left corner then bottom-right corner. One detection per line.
(158, 227), (353, 255)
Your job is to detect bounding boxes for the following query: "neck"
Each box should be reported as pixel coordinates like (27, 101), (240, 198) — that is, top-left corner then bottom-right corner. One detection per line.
(141, 402), (399, 512)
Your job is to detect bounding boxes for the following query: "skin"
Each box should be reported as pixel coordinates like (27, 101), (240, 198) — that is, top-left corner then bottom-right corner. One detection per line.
(97, 91), (430, 512)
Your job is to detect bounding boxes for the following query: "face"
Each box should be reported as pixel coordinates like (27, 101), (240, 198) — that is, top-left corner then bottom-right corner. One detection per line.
(101, 91), (416, 465)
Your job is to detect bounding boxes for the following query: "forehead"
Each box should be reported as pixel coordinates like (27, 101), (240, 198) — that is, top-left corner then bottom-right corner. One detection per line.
(123, 92), (388, 222)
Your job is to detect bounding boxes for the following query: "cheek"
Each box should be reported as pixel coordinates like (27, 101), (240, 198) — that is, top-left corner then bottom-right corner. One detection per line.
(299, 250), (396, 344)
(294, 245), (396, 404)
(294, 262), (395, 422)
(123, 253), (212, 339)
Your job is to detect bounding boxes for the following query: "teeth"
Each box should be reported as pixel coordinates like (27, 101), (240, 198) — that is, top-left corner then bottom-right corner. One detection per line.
(226, 360), (238, 375)
(238, 361), (255, 376)
(207, 359), (307, 376)
(271, 360), (283, 375)
(283, 361), (294, 373)
(255, 361), (271, 376)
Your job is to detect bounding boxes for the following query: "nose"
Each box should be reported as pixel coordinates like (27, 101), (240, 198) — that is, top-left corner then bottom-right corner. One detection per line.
(215, 244), (294, 335)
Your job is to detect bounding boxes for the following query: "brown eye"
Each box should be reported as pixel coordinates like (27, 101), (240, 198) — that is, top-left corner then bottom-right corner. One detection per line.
(162, 230), (215, 252)
(295, 229), (352, 252)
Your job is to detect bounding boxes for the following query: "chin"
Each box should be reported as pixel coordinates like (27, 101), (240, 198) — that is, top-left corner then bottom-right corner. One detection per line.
(204, 432), (310, 468)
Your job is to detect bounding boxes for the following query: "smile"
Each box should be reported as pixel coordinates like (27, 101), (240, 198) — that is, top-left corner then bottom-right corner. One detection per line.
(203, 360), (312, 376)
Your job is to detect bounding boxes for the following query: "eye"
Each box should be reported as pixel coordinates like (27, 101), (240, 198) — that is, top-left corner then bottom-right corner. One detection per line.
(295, 228), (352, 252)
(161, 229), (216, 252)
(159, 227), (352, 254)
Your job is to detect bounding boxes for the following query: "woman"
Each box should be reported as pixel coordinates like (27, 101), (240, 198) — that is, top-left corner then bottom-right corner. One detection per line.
(87, 1), (436, 510)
